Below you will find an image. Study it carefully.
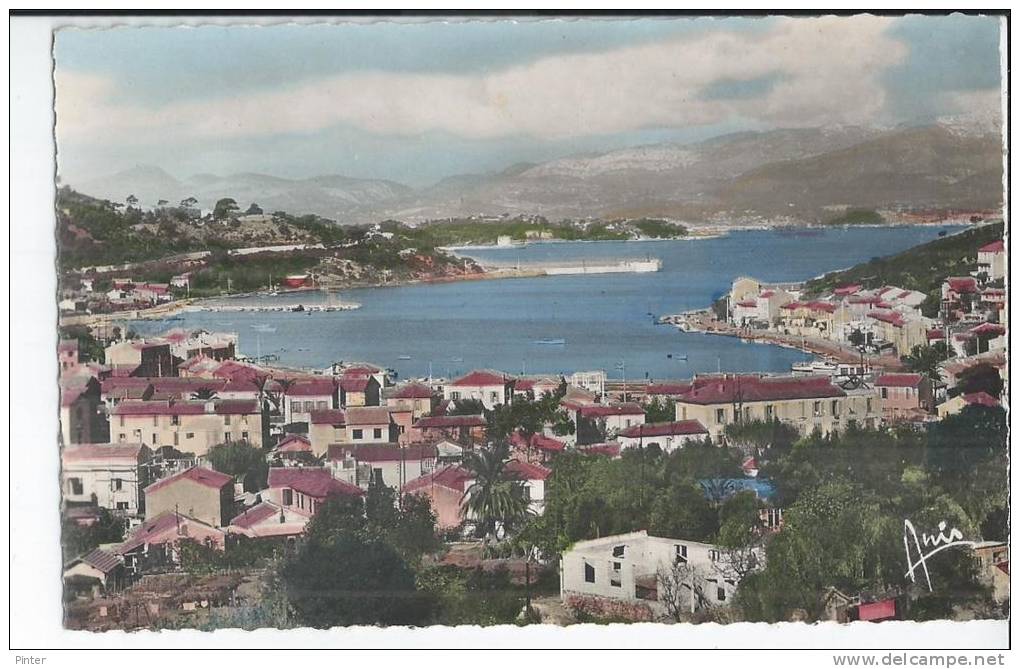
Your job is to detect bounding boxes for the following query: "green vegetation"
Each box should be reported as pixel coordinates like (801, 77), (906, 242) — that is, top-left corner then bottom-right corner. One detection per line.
(61, 508), (126, 563)
(901, 342), (952, 382)
(804, 222), (1004, 316)
(629, 217), (689, 238)
(825, 208), (885, 226)
(59, 324), (105, 363)
(206, 441), (269, 493)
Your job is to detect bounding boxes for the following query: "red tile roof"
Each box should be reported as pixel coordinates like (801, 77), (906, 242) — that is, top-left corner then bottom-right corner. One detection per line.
(390, 382), (433, 399)
(283, 378), (338, 397)
(75, 548), (122, 574)
(578, 442), (622, 458)
(229, 502), (281, 529)
(679, 374), (845, 404)
(345, 406), (392, 426)
(116, 512), (222, 554)
(867, 310), (907, 327)
(414, 414), (487, 429)
(804, 300), (837, 313)
(402, 464), (473, 494)
(342, 444), (438, 462)
(834, 284), (863, 296)
(268, 467), (364, 498)
(617, 420), (708, 438)
(277, 434), (312, 452)
(945, 277), (979, 294)
(511, 432), (566, 452)
(735, 300), (758, 308)
(110, 399), (257, 416)
(979, 240), (1004, 253)
(504, 459), (552, 481)
(309, 409), (347, 425)
(340, 376), (372, 392)
(875, 373), (924, 388)
(927, 329), (946, 341)
(577, 402), (645, 418)
(449, 370), (511, 387)
(970, 322), (1006, 336)
(63, 443), (147, 461)
(645, 382), (693, 396)
(145, 466), (233, 495)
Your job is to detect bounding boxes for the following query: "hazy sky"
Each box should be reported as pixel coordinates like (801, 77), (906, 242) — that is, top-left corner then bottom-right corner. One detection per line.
(54, 14), (1003, 187)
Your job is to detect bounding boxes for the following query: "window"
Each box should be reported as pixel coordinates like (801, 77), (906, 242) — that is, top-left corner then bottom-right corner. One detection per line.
(717, 587), (726, 602)
(373, 428), (382, 440)
(451, 391), (461, 400)
(612, 545), (625, 558)
(373, 468), (383, 486)
(116, 502), (129, 511)
(112, 478), (122, 491)
(709, 549), (720, 562)
(831, 400), (840, 417)
(173, 432), (179, 446)
(610, 561), (622, 587)
(68, 478), (84, 495)
(675, 544), (688, 563)
(317, 400), (327, 410)
(186, 432), (194, 439)
(152, 416), (158, 427)
(242, 431), (249, 442)
(813, 401), (822, 417)
(584, 562), (596, 583)
(118, 433), (126, 442)
(171, 415), (180, 426)
(119, 416), (125, 427)
(224, 415), (232, 426)
(152, 433), (157, 445)
(490, 392), (499, 404)
(866, 398), (873, 413)
(765, 404), (775, 420)
(715, 408), (726, 424)
(225, 432), (232, 442)
(681, 406), (688, 420)
(881, 387), (888, 399)
(353, 429), (363, 440)
(282, 489), (293, 506)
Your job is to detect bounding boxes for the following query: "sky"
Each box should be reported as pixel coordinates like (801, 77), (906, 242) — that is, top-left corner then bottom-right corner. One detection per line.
(54, 14), (1004, 188)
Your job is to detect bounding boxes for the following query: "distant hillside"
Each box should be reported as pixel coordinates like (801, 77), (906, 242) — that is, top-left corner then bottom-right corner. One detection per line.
(803, 222), (1005, 315)
(76, 167), (412, 219)
(69, 122), (1004, 224)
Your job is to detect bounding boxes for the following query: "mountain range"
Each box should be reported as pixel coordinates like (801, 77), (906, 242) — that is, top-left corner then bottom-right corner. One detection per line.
(71, 123), (1004, 225)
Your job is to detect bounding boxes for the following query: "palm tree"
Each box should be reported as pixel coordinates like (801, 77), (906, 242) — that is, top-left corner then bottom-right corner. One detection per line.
(275, 377), (298, 423)
(461, 444), (531, 542)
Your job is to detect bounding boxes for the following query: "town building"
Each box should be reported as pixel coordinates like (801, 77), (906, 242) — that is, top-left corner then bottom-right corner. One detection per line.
(674, 374), (879, 440)
(411, 414), (488, 445)
(334, 443), (439, 489)
(143, 466), (235, 528)
(976, 240), (1006, 282)
(874, 373), (934, 419)
(114, 511), (227, 574)
(61, 443), (152, 515)
(616, 420), (709, 452)
(308, 409), (347, 457)
(401, 464), (474, 530)
(345, 406), (397, 444)
(59, 339), (81, 374)
(63, 548), (126, 597)
(279, 377), (338, 425)
(504, 459), (551, 515)
(444, 369), (514, 409)
(227, 501), (309, 540)
(560, 530), (750, 620)
(60, 375), (106, 445)
(266, 467), (364, 516)
(111, 399), (263, 455)
(339, 374), (382, 408)
(385, 382), (434, 438)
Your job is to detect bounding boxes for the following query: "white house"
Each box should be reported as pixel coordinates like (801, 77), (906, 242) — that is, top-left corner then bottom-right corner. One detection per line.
(561, 530), (754, 620)
(61, 443), (152, 515)
(444, 369), (513, 410)
(504, 459), (551, 515)
(977, 240), (1005, 281)
(616, 420), (709, 453)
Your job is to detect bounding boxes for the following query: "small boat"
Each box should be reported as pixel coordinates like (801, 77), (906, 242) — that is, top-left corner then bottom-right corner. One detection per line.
(533, 338), (566, 345)
(398, 355), (412, 360)
(252, 324), (276, 333)
(451, 357), (464, 363)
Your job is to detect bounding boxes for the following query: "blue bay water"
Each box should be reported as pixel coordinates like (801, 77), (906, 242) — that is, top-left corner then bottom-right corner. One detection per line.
(129, 226), (962, 381)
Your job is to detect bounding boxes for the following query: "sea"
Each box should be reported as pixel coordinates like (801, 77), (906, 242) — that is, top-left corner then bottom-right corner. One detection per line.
(127, 226), (963, 382)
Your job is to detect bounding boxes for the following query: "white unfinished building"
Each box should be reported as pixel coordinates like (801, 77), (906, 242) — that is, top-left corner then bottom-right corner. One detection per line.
(560, 530), (755, 619)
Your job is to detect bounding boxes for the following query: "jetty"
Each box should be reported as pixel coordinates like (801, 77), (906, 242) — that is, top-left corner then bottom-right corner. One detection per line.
(188, 302), (361, 314)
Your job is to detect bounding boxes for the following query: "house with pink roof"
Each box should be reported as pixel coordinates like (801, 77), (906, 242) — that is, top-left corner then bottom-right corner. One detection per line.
(266, 467), (364, 516)
(616, 420), (709, 453)
(875, 373), (934, 419)
(114, 511), (226, 574)
(977, 239), (1005, 281)
(227, 501), (309, 540)
(143, 466), (235, 528)
(443, 369), (515, 410)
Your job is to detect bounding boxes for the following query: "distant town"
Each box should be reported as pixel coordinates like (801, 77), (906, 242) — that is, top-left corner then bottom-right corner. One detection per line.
(57, 216), (1008, 629)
